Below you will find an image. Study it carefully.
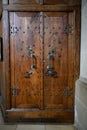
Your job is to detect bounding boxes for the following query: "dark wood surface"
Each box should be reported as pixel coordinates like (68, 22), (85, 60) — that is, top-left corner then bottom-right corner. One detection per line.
(9, 11), (75, 110)
(3, 0), (81, 5)
(2, 107), (74, 123)
(1, 0), (81, 123)
(3, 5), (80, 12)
(44, 0), (81, 5)
(3, 10), (11, 109)
(0, 0), (2, 95)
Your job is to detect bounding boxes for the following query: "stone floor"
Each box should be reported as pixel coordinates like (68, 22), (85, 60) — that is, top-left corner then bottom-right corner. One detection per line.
(0, 110), (76, 130)
(0, 125), (77, 130)
(0, 124), (76, 130)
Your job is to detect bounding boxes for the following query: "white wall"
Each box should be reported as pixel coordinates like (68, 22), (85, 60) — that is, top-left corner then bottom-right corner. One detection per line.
(80, 0), (87, 78)
(75, 1), (87, 129)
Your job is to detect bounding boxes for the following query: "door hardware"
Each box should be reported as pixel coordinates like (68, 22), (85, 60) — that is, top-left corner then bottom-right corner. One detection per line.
(45, 66), (57, 77)
(47, 65), (52, 69)
(47, 53), (54, 60)
(24, 71), (33, 78)
(26, 45), (36, 69)
(64, 25), (72, 35)
(12, 87), (20, 96)
(10, 25), (19, 35)
(26, 45), (33, 57)
(47, 46), (56, 60)
(31, 53), (36, 69)
(45, 47), (57, 77)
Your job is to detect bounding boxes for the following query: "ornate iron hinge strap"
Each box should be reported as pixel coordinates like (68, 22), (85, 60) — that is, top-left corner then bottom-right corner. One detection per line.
(12, 87), (20, 97)
(64, 25), (72, 35)
(64, 87), (71, 97)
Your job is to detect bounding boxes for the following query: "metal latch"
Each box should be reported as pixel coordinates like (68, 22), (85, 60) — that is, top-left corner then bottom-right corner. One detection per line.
(12, 87), (20, 97)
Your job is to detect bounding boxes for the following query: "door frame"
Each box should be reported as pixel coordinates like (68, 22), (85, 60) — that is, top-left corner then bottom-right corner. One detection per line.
(1, 4), (81, 123)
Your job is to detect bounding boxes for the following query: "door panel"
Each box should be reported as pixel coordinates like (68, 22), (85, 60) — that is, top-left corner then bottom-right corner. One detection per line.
(10, 12), (42, 108)
(44, 0), (80, 5)
(10, 11), (74, 110)
(43, 12), (68, 109)
(9, 0), (39, 4)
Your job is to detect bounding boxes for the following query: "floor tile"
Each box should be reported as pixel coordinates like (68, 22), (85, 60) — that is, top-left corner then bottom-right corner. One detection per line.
(16, 125), (45, 130)
(45, 125), (62, 130)
(45, 125), (75, 130)
(60, 125), (75, 130)
(0, 125), (17, 130)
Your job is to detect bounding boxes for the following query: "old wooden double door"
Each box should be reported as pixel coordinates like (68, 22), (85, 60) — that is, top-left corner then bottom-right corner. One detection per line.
(10, 11), (74, 111)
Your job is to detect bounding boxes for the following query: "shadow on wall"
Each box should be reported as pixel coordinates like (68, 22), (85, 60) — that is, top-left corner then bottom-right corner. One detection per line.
(82, 0), (87, 8)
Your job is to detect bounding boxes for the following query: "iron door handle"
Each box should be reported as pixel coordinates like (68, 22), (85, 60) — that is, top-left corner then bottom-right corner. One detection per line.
(31, 53), (36, 69)
(45, 47), (57, 77)
(26, 45), (36, 69)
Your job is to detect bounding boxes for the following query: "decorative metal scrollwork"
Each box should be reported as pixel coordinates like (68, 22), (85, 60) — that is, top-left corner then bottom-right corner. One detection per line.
(64, 25), (72, 35)
(24, 71), (33, 78)
(26, 45), (36, 69)
(45, 47), (57, 77)
(45, 65), (57, 77)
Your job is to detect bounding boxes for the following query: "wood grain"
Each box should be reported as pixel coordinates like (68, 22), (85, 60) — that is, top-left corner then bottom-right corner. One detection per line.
(1, 0), (81, 123)
(44, 0), (81, 5)
(3, 5), (80, 12)
(3, 11), (11, 109)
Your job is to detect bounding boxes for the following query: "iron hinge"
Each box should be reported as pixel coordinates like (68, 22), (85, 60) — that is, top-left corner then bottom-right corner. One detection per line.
(12, 87), (20, 97)
(64, 87), (71, 97)
(10, 25), (19, 35)
(64, 25), (72, 35)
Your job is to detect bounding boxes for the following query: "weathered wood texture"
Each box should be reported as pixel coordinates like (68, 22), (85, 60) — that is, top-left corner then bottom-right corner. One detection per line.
(3, 109), (74, 123)
(3, 5), (80, 12)
(0, 62), (5, 106)
(1, 0), (81, 123)
(8, 0), (81, 5)
(44, 0), (81, 5)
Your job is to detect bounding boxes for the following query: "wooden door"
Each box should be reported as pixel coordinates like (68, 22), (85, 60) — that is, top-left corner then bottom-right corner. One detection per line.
(10, 11), (74, 111)
(10, 12), (43, 109)
(44, 12), (68, 109)
(44, 0), (80, 5)
(9, 0), (39, 4)
(43, 12), (74, 110)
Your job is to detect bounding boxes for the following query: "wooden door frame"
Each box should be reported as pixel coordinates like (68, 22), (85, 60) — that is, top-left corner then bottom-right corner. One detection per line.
(2, 5), (81, 109)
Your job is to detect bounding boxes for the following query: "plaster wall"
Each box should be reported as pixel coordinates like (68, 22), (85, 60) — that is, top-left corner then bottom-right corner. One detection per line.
(75, 1), (87, 130)
(80, 0), (87, 78)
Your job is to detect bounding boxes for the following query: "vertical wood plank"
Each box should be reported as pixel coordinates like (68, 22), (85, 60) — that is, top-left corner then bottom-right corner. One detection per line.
(40, 12), (44, 109)
(9, 12), (16, 108)
(67, 12), (75, 109)
(74, 9), (81, 81)
(3, 10), (11, 109)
